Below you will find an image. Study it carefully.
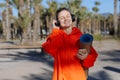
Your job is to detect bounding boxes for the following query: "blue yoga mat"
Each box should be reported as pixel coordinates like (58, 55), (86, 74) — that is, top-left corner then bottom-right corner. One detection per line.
(80, 34), (93, 44)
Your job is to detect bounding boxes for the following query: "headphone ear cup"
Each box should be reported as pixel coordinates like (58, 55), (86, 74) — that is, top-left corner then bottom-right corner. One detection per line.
(71, 14), (75, 22)
(55, 20), (60, 26)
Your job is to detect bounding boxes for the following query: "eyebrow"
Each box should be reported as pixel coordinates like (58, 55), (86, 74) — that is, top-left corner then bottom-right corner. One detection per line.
(59, 14), (71, 17)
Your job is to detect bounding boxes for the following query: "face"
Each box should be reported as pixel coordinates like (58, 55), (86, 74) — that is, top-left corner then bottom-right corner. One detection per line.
(58, 10), (72, 28)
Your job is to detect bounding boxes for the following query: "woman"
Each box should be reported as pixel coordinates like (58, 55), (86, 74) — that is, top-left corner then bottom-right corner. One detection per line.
(42, 7), (98, 80)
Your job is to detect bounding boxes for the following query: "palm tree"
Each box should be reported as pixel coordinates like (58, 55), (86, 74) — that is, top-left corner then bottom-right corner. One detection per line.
(119, 0), (120, 34)
(27, 0), (32, 40)
(86, 12), (93, 33)
(13, 10), (33, 43)
(0, 2), (6, 38)
(114, 0), (118, 36)
(0, 0), (11, 40)
(107, 14), (114, 35)
(6, 0), (11, 41)
(78, 6), (88, 32)
(92, 1), (100, 34)
(43, 9), (51, 36)
(65, 0), (82, 14)
(19, 0), (24, 18)
(9, 0), (24, 20)
(100, 15), (107, 34)
(47, 0), (58, 33)
(9, 0), (28, 42)
(32, 0), (42, 43)
(0, 20), (3, 38)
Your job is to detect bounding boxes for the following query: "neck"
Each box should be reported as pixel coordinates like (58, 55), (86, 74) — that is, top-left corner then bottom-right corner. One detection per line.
(62, 26), (73, 34)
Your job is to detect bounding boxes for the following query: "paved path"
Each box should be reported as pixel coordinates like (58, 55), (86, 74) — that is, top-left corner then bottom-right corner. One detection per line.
(90, 39), (120, 80)
(0, 39), (120, 80)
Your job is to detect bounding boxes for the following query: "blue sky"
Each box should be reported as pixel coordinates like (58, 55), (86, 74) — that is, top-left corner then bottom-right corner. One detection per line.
(0, 0), (120, 18)
(81, 0), (115, 13)
(42, 0), (119, 14)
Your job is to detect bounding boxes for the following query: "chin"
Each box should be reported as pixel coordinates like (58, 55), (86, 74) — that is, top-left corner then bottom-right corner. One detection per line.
(61, 26), (70, 28)
(61, 24), (71, 27)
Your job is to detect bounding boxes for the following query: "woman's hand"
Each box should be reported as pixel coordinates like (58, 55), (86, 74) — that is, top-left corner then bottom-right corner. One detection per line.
(77, 49), (88, 60)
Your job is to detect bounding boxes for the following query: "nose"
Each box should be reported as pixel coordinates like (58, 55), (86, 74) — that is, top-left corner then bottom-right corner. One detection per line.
(64, 18), (67, 21)
(64, 16), (71, 21)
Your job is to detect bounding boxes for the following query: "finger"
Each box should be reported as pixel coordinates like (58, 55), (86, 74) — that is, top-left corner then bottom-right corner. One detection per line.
(79, 49), (88, 54)
(79, 51), (86, 54)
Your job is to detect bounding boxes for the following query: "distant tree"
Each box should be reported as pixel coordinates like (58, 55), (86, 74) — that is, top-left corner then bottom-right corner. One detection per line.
(32, 0), (42, 43)
(107, 14), (114, 35)
(92, 1), (101, 34)
(0, 3), (6, 38)
(114, 0), (118, 37)
(47, 0), (58, 33)
(0, 20), (3, 38)
(6, 0), (11, 41)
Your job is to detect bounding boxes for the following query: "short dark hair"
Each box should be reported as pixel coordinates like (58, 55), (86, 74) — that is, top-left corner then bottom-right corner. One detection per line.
(56, 7), (71, 20)
(55, 7), (75, 22)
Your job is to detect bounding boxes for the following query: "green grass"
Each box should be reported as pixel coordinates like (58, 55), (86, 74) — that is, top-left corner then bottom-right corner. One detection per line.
(93, 34), (102, 41)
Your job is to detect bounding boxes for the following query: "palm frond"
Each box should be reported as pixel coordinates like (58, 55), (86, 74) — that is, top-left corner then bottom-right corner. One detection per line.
(9, 0), (19, 9)
(0, 3), (6, 8)
(12, 10), (33, 30)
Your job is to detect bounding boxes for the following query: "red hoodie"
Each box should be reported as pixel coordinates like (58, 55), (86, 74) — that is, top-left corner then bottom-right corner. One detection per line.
(42, 27), (98, 80)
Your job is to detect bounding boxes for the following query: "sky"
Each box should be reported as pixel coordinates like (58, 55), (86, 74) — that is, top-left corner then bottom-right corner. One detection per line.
(0, 0), (120, 18)
(41, 0), (119, 14)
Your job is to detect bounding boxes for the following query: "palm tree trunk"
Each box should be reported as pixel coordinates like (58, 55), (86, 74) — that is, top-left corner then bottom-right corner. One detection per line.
(2, 11), (6, 37)
(104, 20), (106, 33)
(6, 0), (11, 41)
(98, 19), (101, 34)
(114, 0), (118, 36)
(33, 5), (40, 43)
(27, 0), (32, 40)
(46, 15), (49, 34)
(89, 19), (92, 33)
(19, 0), (24, 18)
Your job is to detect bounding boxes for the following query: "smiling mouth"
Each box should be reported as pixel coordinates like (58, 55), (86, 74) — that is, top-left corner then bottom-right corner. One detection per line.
(64, 20), (70, 24)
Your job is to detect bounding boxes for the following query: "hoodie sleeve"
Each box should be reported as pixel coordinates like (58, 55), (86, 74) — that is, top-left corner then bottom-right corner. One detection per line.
(42, 28), (60, 57)
(82, 47), (98, 68)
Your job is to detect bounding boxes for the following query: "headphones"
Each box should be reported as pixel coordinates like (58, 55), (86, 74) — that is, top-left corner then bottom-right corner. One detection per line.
(55, 8), (75, 26)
